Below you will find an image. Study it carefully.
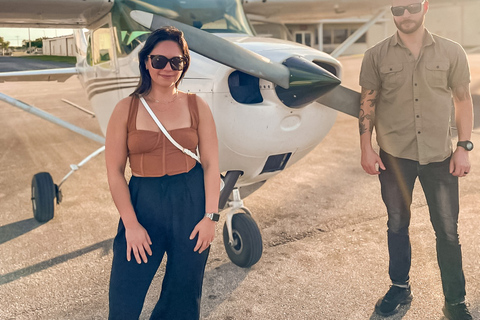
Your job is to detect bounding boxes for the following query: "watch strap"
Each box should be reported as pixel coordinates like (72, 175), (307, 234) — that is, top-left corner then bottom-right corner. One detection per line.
(457, 140), (474, 151)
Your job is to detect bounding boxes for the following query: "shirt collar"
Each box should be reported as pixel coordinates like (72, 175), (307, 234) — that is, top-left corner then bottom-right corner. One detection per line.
(391, 28), (435, 48)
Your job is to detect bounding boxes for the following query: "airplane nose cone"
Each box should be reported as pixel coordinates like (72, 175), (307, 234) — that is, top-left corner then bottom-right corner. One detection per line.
(275, 56), (341, 108)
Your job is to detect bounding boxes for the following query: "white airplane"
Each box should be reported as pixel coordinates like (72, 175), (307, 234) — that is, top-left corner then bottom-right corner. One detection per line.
(0, 0), (361, 268)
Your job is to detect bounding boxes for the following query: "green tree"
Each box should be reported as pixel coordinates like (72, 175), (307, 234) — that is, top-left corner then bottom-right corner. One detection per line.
(23, 37), (45, 48)
(0, 36), (10, 55)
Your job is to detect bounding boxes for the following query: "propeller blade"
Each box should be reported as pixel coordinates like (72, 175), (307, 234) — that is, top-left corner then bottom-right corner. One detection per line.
(316, 85), (361, 118)
(130, 10), (291, 89)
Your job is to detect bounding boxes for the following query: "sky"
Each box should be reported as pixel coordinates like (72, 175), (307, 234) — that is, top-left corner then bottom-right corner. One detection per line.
(0, 28), (74, 47)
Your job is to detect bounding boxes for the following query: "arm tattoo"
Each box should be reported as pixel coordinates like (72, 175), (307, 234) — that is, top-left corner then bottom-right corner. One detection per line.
(453, 84), (471, 102)
(359, 109), (375, 135)
(359, 88), (377, 135)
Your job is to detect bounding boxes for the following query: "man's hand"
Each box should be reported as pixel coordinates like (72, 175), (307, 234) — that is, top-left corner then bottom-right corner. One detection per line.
(361, 147), (386, 175)
(450, 148), (471, 177)
(190, 217), (216, 254)
(125, 222), (152, 264)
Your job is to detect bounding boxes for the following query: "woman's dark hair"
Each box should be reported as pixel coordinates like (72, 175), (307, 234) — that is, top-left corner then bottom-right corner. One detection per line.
(132, 26), (190, 96)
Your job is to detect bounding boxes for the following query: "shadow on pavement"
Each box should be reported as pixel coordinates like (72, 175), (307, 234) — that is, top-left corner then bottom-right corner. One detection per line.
(368, 302), (411, 319)
(0, 238), (113, 285)
(0, 218), (42, 245)
(201, 261), (250, 318)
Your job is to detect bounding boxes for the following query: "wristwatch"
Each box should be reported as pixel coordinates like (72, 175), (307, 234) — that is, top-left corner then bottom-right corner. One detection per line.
(457, 140), (474, 151)
(205, 212), (220, 222)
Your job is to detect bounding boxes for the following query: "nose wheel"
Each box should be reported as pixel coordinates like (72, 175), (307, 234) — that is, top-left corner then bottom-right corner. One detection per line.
(220, 180), (263, 268)
(222, 209), (263, 268)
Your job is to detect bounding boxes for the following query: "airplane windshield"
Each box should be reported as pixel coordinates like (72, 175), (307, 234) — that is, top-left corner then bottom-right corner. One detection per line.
(116, 0), (254, 35)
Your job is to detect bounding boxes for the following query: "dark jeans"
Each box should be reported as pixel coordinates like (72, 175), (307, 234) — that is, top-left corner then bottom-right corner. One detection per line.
(109, 163), (209, 320)
(379, 150), (466, 304)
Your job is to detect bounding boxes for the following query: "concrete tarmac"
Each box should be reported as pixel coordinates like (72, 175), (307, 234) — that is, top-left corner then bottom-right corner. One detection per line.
(0, 54), (479, 320)
(0, 56), (75, 72)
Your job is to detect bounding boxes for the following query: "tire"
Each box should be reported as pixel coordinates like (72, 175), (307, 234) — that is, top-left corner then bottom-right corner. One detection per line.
(223, 213), (263, 268)
(31, 172), (56, 222)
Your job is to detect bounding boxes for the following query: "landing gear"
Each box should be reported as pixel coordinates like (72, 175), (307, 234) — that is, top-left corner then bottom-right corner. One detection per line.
(31, 172), (56, 222)
(30, 146), (105, 222)
(219, 172), (263, 268)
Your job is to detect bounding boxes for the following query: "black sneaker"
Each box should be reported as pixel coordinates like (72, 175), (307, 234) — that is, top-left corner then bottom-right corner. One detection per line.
(443, 302), (473, 320)
(374, 285), (413, 316)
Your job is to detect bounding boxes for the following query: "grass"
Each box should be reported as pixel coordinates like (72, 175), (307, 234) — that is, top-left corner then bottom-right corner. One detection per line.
(16, 55), (76, 64)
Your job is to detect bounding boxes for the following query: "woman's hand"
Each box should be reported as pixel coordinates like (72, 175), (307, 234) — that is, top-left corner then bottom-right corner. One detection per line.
(189, 217), (216, 254)
(125, 222), (153, 264)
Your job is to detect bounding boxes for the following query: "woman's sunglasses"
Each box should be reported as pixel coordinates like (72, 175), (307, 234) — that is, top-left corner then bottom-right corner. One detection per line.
(148, 55), (185, 71)
(391, 1), (425, 17)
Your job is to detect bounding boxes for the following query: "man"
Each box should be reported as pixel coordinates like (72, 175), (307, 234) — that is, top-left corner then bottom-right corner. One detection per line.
(358, 0), (474, 319)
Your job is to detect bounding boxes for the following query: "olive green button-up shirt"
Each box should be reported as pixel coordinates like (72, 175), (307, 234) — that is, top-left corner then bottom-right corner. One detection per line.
(359, 29), (470, 164)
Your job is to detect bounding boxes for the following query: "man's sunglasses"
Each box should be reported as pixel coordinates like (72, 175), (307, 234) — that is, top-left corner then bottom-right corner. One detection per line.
(391, 1), (425, 16)
(148, 55), (185, 71)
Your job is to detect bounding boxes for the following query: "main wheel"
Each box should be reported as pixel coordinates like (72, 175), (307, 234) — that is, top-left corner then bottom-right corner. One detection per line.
(223, 213), (263, 268)
(31, 172), (56, 222)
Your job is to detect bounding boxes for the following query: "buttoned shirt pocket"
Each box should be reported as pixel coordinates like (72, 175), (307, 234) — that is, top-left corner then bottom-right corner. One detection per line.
(425, 60), (449, 88)
(380, 63), (404, 90)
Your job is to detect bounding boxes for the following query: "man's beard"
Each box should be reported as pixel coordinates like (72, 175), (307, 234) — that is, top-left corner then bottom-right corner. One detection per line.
(394, 17), (424, 34)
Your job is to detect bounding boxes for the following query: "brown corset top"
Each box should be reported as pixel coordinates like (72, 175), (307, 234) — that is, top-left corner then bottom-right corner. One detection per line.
(127, 93), (199, 177)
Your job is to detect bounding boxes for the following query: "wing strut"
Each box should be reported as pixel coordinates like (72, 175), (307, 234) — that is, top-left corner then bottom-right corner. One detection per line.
(0, 92), (105, 144)
(331, 7), (390, 58)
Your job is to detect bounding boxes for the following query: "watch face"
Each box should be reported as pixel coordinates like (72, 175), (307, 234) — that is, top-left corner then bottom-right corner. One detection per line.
(458, 141), (474, 151)
(206, 213), (220, 221)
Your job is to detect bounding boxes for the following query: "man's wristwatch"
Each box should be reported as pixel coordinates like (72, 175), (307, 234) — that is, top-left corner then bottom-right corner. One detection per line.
(205, 212), (220, 222)
(457, 140), (474, 151)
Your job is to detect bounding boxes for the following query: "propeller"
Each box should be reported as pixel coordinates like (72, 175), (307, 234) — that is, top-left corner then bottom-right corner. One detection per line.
(130, 10), (360, 116)
(316, 85), (361, 118)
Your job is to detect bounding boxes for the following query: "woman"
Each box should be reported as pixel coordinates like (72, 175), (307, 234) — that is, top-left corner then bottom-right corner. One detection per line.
(105, 26), (220, 319)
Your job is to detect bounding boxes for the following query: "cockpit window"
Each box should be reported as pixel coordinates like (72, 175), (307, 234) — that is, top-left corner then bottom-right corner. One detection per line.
(86, 23), (115, 68)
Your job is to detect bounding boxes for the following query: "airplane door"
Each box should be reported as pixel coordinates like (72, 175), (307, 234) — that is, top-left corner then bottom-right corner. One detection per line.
(294, 31), (313, 47)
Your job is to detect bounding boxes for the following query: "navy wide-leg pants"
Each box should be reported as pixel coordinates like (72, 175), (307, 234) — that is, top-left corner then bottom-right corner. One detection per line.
(109, 163), (209, 320)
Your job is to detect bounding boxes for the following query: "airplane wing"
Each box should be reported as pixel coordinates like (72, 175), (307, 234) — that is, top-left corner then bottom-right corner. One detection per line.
(0, 0), (112, 28)
(0, 68), (78, 82)
(243, 0), (388, 22)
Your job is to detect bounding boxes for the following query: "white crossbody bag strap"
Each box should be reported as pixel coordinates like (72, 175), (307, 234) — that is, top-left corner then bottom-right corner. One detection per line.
(139, 97), (200, 163)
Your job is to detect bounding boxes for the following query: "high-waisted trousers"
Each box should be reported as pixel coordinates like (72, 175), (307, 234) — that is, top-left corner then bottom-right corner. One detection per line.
(109, 163), (209, 319)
